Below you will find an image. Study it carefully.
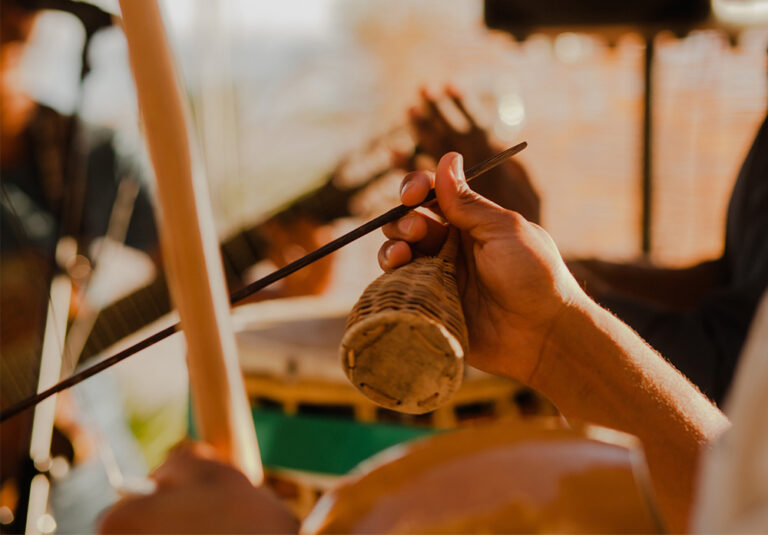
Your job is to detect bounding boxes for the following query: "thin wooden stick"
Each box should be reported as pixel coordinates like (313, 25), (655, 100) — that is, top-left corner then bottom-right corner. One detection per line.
(229, 142), (527, 304)
(0, 142), (526, 423)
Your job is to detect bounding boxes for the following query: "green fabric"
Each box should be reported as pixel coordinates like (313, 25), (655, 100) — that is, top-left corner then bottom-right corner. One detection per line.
(189, 406), (437, 475)
(252, 407), (438, 474)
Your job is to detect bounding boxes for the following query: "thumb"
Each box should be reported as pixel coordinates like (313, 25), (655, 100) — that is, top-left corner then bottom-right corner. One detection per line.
(435, 152), (503, 232)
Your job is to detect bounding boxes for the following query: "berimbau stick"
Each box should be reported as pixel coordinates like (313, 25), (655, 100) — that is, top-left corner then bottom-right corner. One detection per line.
(0, 142), (527, 422)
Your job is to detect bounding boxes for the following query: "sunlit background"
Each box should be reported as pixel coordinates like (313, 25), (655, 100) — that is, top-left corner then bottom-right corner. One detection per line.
(22, 1), (767, 263)
(5, 0), (767, 532)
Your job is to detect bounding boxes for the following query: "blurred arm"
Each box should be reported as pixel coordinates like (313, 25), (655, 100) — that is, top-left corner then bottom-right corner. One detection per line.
(567, 257), (724, 309)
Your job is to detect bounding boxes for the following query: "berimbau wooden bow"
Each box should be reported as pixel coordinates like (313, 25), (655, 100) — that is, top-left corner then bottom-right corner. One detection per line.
(118, 0), (262, 482)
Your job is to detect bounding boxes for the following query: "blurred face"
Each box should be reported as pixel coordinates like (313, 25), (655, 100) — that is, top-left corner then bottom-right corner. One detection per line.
(1, 2), (38, 150)
(1, 1), (37, 83)
(1, 2), (37, 47)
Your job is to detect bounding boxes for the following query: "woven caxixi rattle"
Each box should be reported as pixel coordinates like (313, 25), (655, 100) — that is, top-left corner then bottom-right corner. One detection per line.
(341, 230), (468, 413)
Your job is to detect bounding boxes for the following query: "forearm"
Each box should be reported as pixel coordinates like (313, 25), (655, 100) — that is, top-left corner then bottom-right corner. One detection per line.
(384, 151), (730, 530)
(568, 258), (724, 308)
(529, 296), (730, 532)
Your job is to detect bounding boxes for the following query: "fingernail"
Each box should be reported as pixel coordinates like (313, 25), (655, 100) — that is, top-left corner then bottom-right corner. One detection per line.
(452, 154), (464, 181)
(398, 216), (415, 235)
(400, 180), (414, 200)
(381, 242), (394, 266)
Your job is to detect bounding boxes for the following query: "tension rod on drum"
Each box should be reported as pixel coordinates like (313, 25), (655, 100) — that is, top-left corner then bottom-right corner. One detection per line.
(0, 142), (527, 423)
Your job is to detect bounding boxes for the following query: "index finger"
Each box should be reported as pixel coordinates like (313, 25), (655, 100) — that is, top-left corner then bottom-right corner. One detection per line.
(400, 170), (434, 206)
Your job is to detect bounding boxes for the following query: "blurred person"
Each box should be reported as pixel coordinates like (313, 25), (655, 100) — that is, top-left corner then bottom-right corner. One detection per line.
(1, 0), (343, 374)
(0, 0), (161, 367)
(1, 0), (161, 529)
(403, 86), (768, 406)
(99, 153), (768, 533)
(0, 0), (160, 267)
(0, 0), (328, 529)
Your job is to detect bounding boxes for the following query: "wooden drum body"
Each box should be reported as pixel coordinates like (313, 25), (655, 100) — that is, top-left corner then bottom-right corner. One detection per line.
(302, 420), (664, 534)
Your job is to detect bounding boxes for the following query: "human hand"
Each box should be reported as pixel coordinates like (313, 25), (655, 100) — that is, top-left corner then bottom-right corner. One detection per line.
(234, 216), (334, 304)
(379, 152), (584, 384)
(99, 442), (298, 534)
(403, 86), (540, 223)
(263, 216), (333, 297)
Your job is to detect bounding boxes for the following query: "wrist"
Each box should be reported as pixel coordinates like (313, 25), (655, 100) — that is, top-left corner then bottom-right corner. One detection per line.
(527, 292), (602, 395)
(478, 287), (591, 387)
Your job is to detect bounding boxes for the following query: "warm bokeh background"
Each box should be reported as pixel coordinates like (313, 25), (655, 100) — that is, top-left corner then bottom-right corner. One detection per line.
(17, 0), (767, 478)
(7, 1), (766, 531)
(25, 1), (767, 266)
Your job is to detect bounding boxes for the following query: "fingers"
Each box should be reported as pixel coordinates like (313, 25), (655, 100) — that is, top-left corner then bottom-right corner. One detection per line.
(379, 166), (453, 271)
(383, 212), (426, 241)
(408, 105), (444, 160)
(445, 84), (479, 130)
(393, 169), (447, 241)
(435, 152), (504, 232)
(420, 87), (452, 132)
(382, 213), (448, 260)
(399, 170), (434, 206)
(380, 149), (507, 270)
(408, 86), (458, 160)
(378, 240), (412, 271)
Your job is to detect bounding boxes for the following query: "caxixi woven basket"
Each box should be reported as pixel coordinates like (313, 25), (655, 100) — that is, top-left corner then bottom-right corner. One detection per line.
(340, 229), (468, 413)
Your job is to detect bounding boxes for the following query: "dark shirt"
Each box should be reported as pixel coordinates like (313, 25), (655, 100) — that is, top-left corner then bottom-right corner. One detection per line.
(1, 105), (158, 405)
(1, 105), (157, 260)
(601, 114), (768, 404)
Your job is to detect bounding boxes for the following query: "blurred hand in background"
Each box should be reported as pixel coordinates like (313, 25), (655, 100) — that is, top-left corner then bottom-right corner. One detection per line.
(396, 86), (540, 224)
(99, 442), (299, 534)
